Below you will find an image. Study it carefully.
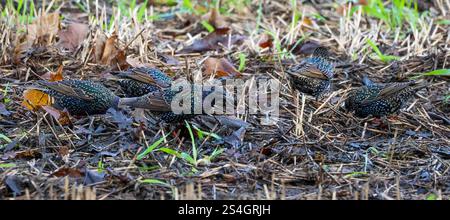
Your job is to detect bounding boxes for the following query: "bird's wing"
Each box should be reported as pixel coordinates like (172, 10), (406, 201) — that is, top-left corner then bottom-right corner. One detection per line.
(118, 68), (171, 88)
(312, 47), (329, 59)
(359, 82), (414, 105)
(37, 81), (93, 100)
(287, 63), (329, 80)
(119, 90), (172, 112)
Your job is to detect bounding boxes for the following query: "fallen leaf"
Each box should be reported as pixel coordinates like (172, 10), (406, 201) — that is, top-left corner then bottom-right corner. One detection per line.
(41, 105), (72, 126)
(258, 33), (273, 49)
(58, 146), (70, 157)
(301, 17), (313, 28)
(5, 175), (24, 196)
(93, 31), (130, 69)
(101, 33), (119, 64)
(0, 103), (10, 116)
(107, 108), (133, 130)
(57, 22), (89, 52)
(223, 127), (246, 148)
(13, 13), (60, 63)
(179, 28), (246, 53)
(13, 149), (42, 159)
(203, 57), (242, 78)
(84, 169), (105, 185)
(22, 89), (52, 111)
(207, 8), (227, 29)
(51, 167), (83, 178)
(41, 65), (64, 81)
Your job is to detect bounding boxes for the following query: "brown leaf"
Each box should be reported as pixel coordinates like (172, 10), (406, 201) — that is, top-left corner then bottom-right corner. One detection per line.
(51, 167), (83, 178)
(258, 33), (273, 49)
(208, 8), (227, 29)
(57, 22), (89, 52)
(179, 28), (246, 54)
(22, 89), (52, 111)
(101, 33), (119, 64)
(58, 146), (70, 157)
(203, 57), (242, 78)
(14, 149), (42, 159)
(41, 105), (72, 126)
(41, 65), (64, 81)
(13, 13), (60, 63)
(93, 31), (130, 69)
(94, 30), (107, 62)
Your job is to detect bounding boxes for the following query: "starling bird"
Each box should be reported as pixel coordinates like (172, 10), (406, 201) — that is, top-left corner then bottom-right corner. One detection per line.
(113, 67), (172, 97)
(286, 47), (335, 99)
(35, 80), (119, 116)
(119, 83), (232, 123)
(345, 76), (426, 118)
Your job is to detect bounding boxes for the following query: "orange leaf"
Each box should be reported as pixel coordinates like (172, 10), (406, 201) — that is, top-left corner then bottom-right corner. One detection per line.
(42, 65), (64, 81)
(258, 33), (273, 49)
(22, 89), (52, 111)
(41, 105), (72, 126)
(203, 57), (242, 78)
(302, 17), (313, 27)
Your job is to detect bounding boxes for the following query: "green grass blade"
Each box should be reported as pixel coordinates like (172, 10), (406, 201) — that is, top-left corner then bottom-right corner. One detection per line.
(422, 69), (450, 76)
(185, 121), (197, 163)
(137, 135), (167, 160)
(158, 147), (182, 158)
(0, 163), (16, 168)
(238, 53), (246, 72)
(0, 134), (12, 143)
(200, 20), (215, 32)
(140, 179), (172, 187)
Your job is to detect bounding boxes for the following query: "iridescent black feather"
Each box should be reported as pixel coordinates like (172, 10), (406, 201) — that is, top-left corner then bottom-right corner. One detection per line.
(36, 80), (119, 115)
(286, 47), (334, 99)
(345, 78), (426, 118)
(115, 67), (172, 97)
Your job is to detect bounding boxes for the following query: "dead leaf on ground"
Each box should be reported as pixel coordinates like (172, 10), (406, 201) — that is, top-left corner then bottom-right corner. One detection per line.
(223, 127), (246, 148)
(93, 31), (130, 70)
(13, 13), (61, 63)
(179, 28), (246, 53)
(41, 105), (72, 126)
(22, 89), (53, 111)
(41, 65), (64, 81)
(203, 57), (242, 78)
(51, 167), (84, 178)
(0, 102), (10, 116)
(258, 33), (273, 49)
(207, 8), (227, 29)
(57, 22), (89, 52)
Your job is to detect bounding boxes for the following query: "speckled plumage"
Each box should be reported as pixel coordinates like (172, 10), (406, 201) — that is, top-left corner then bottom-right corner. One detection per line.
(287, 47), (334, 99)
(120, 84), (230, 123)
(36, 80), (119, 116)
(345, 79), (425, 118)
(116, 67), (172, 97)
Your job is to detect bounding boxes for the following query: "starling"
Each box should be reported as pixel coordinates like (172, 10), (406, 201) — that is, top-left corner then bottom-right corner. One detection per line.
(345, 76), (426, 118)
(119, 83), (232, 123)
(113, 67), (172, 97)
(286, 47), (334, 99)
(35, 80), (119, 116)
